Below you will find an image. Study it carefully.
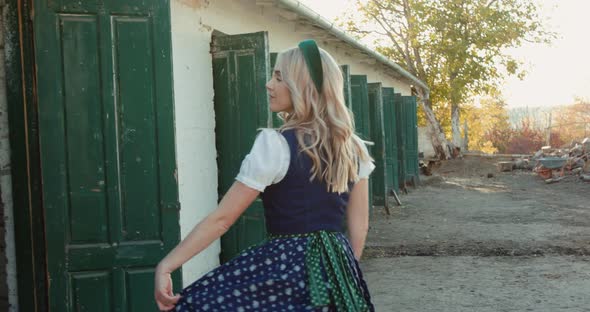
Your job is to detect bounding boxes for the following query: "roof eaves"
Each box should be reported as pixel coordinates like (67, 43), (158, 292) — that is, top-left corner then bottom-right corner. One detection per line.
(273, 0), (430, 96)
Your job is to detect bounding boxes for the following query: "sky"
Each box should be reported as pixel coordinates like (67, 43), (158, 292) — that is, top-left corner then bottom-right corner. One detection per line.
(298, 0), (590, 108)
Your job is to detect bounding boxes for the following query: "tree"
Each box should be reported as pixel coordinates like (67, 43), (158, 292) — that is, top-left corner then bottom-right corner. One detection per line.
(464, 95), (511, 153)
(340, 0), (553, 158)
(552, 98), (590, 144)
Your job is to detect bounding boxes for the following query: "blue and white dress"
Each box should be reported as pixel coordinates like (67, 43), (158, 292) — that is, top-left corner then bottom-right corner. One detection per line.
(174, 128), (375, 312)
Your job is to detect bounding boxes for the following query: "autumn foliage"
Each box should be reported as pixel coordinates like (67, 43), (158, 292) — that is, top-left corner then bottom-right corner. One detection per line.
(464, 97), (585, 154)
(340, 0), (553, 159)
(552, 100), (590, 144)
(503, 120), (544, 154)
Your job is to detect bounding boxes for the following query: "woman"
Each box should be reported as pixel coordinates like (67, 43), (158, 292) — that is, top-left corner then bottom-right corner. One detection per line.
(155, 39), (375, 311)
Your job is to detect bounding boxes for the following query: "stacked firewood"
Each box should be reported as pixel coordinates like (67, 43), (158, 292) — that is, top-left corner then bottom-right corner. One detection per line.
(496, 138), (590, 183)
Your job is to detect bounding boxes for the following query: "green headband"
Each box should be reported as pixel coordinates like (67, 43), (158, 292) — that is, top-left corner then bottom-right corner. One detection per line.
(298, 39), (323, 94)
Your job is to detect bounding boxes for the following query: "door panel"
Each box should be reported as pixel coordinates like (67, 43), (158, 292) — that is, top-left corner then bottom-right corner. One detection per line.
(70, 272), (112, 312)
(350, 75), (373, 211)
(394, 93), (406, 186)
(404, 96), (419, 182)
(270, 52), (282, 127)
(212, 32), (270, 262)
(382, 88), (399, 193)
(368, 83), (386, 207)
(34, 1), (180, 310)
(350, 75), (371, 141)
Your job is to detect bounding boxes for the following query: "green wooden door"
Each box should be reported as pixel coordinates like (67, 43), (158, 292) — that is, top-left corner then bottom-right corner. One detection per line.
(382, 88), (399, 193)
(413, 96), (420, 182)
(394, 93), (407, 186)
(350, 75), (371, 140)
(368, 83), (386, 207)
(212, 32), (270, 263)
(270, 52), (282, 128)
(33, 1), (180, 310)
(350, 75), (373, 209)
(404, 96), (419, 183)
(340, 65), (352, 110)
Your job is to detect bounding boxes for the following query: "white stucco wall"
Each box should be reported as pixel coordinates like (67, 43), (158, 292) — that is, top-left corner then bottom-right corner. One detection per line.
(170, 0), (416, 285)
(170, 1), (222, 285)
(194, 0), (413, 94)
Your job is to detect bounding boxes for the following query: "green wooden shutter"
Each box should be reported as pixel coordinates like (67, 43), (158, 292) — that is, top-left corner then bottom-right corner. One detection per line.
(33, 1), (181, 310)
(394, 93), (406, 187)
(350, 75), (371, 141)
(350, 75), (373, 210)
(405, 96), (419, 183)
(368, 83), (386, 208)
(397, 95), (420, 185)
(382, 87), (399, 193)
(270, 52), (282, 128)
(212, 32), (270, 262)
(340, 65), (352, 110)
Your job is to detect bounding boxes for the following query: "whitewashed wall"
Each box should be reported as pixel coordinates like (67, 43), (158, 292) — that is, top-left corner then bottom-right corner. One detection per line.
(170, 1), (222, 285)
(194, 0), (412, 94)
(170, 0), (415, 285)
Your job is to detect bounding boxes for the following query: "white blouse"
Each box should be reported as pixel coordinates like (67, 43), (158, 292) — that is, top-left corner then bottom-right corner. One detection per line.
(235, 129), (376, 192)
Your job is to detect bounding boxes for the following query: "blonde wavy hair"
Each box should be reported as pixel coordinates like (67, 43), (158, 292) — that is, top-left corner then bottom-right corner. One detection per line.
(274, 46), (373, 193)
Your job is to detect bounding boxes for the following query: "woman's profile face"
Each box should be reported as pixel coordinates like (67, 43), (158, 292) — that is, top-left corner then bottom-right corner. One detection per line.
(266, 70), (293, 113)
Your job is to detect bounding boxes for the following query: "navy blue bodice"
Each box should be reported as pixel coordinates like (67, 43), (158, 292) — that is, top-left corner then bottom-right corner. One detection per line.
(261, 129), (351, 235)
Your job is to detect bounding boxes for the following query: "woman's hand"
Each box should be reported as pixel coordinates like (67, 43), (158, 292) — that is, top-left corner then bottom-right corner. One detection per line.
(152, 181), (259, 310)
(154, 267), (181, 311)
(346, 178), (369, 261)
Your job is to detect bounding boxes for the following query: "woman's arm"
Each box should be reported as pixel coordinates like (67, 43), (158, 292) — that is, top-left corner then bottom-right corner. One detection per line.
(346, 179), (370, 261)
(157, 181), (259, 272)
(154, 181), (259, 310)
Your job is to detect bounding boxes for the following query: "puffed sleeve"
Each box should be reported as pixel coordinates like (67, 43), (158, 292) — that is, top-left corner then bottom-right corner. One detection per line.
(235, 129), (290, 192)
(357, 141), (375, 180)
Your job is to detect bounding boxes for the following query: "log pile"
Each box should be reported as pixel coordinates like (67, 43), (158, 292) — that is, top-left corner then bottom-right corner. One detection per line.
(530, 138), (590, 183)
(496, 138), (590, 183)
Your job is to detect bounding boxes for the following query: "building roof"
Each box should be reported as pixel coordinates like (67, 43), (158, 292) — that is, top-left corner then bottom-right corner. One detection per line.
(255, 0), (430, 95)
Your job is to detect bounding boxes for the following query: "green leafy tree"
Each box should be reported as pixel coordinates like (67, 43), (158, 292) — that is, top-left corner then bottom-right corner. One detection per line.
(464, 95), (511, 152)
(340, 0), (553, 158)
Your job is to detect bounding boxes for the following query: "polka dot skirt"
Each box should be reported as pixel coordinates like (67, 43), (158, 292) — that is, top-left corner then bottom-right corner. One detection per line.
(173, 232), (373, 312)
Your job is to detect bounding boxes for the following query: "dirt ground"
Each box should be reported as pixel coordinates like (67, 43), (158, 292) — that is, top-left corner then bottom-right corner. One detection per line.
(361, 155), (590, 311)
